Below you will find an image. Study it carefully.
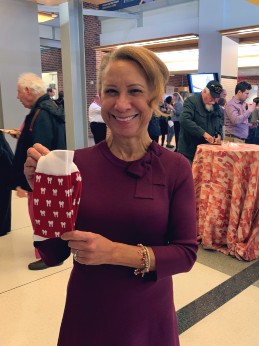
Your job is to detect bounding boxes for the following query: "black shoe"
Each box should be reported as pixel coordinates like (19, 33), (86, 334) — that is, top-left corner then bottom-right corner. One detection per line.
(28, 259), (63, 271)
(166, 144), (175, 149)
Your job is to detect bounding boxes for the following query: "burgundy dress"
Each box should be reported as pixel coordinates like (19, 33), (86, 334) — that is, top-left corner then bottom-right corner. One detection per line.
(36, 141), (198, 346)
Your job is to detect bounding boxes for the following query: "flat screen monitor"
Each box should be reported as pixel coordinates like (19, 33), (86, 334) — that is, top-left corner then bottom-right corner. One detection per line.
(187, 73), (219, 93)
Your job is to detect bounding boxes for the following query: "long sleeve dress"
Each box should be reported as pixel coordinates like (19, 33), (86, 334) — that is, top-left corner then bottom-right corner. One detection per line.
(35, 140), (198, 346)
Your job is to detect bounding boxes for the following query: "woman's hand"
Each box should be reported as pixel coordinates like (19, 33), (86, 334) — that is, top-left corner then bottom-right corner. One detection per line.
(61, 230), (156, 271)
(61, 231), (117, 265)
(24, 143), (50, 190)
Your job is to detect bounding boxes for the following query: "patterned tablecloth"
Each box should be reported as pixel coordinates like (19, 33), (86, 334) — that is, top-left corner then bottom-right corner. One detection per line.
(192, 143), (259, 261)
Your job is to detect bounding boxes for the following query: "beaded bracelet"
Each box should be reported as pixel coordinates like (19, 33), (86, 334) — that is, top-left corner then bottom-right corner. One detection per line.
(134, 243), (151, 277)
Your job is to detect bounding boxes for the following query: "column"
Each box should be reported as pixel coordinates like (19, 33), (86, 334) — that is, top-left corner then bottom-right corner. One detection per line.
(0, 0), (41, 150)
(59, 0), (88, 150)
(198, 0), (238, 99)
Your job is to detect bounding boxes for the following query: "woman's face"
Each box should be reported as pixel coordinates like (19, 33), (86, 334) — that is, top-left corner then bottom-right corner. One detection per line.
(100, 60), (152, 140)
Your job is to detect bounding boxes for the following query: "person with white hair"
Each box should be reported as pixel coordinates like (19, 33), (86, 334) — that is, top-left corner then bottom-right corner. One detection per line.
(13, 72), (66, 270)
(178, 80), (223, 163)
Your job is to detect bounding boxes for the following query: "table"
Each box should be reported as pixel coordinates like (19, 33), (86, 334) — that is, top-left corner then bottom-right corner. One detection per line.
(192, 143), (259, 261)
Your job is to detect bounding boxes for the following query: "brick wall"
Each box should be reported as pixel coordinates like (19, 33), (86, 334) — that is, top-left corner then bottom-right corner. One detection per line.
(41, 47), (63, 92)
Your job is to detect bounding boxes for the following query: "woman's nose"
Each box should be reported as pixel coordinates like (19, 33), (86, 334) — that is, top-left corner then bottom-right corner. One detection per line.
(114, 94), (131, 111)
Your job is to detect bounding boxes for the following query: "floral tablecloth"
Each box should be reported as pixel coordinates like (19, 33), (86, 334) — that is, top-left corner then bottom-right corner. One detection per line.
(192, 143), (259, 261)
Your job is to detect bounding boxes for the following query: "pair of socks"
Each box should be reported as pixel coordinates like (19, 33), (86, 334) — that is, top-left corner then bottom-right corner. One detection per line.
(32, 150), (82, 242)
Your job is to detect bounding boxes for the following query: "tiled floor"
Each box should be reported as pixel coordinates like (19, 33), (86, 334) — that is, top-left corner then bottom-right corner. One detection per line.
(1, 193), (258, 346)
(1, 140), (259, 345)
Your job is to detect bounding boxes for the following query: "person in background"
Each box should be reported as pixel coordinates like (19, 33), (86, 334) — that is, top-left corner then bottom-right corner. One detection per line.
(178, 80), (223, 164)
(160, 96), (174, 149)
(164, 96), (175, 148)
(171, 92), (183, 152)
(89, 94), (107, 144)
(246, 97), (259, 145)
(0, 131), (14, 237)
(24, 46), (197, 346)
(218, 97), (227, 139)
(47, 87), (56, 99)
(158, 100), (168, 147)
(13, 72), (66, 270)
(148, 113), (161, 143)
(218, 97), (227, 109)
(55, 90), (65, 109)
(220, 88), (227, 99)
(224, 81), (256, 143)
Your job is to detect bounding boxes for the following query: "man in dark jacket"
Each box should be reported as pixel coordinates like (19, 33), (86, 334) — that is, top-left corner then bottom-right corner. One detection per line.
(13, 72), (66, 270)
(178, 80), (223, 163)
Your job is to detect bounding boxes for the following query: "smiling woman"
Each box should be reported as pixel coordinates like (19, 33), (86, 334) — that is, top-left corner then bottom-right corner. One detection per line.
(24, 46), (198, 346)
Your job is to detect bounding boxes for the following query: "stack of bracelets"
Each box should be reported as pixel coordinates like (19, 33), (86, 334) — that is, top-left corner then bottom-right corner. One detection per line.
(134, 243), (151, 277)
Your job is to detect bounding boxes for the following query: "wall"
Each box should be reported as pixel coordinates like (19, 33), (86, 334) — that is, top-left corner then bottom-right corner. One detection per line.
(99, 0), (259, 47)
(41, 48), (63, 92)
(40, 0), (259, 111)
(0, 0), (42, 151)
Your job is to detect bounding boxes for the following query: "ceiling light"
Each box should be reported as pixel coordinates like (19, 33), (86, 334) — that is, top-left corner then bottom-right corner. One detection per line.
(115, 35), (198, 48)
(38, 12), (58, 23)
(219, 25), (259, 36)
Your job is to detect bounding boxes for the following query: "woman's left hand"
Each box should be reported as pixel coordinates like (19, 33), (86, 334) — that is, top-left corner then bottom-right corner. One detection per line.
(61, 230), (116, 265)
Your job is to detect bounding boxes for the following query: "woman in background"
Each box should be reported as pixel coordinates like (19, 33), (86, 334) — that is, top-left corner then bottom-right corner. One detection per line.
(171, 92), (183, 152)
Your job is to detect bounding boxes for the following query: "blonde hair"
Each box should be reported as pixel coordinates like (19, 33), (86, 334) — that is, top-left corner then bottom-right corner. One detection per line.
(17, 73), (46, 95)
(97, 46), (169, 115)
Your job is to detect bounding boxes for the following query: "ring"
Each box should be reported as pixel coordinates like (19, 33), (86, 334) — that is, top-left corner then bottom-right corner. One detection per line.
(73, 249), (79, 261)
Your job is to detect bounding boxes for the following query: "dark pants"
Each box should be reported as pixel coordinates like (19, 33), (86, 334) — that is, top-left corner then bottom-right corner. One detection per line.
(0, 189), (12, 236)
(90, 122), (107, 144)
(174, 121), (180, 152)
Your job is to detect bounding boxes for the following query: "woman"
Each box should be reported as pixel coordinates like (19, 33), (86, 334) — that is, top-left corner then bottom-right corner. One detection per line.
(24, 46), (198, 346)
(171, 92), (183, 152)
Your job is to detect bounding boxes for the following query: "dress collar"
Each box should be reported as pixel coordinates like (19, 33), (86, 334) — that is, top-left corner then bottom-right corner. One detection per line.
(100, 141), (166, 199)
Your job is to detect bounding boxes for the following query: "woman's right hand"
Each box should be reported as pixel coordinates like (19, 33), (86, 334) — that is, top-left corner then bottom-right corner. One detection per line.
(24, 143), (50, 190)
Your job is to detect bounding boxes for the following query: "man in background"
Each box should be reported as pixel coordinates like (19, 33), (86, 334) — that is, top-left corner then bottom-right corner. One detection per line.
(13, 72), (66, 270)
(55, 90), (65, 109)
(178, 80), (223, 163)
(224, 81), (256, 143)
(89, 95), (107, 144)
(47, 87), (56, 99)
(220, 88), (227, 99)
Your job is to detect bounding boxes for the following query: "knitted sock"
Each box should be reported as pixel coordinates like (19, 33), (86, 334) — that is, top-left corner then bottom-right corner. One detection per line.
(32, 150), (82, 242)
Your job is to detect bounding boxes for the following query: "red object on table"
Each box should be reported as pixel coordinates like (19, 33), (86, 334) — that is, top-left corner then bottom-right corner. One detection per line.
(192, 142), (259, 261)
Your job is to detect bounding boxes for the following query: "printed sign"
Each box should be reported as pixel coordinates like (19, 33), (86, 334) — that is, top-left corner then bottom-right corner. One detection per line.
(99, 0), (156, 11)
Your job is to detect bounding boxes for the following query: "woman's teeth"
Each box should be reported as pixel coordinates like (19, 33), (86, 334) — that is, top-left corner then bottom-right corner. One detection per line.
(115, 115), (137, 122)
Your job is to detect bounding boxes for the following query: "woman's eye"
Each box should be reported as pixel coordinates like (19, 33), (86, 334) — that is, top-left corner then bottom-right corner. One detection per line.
(129, 89), (143, 95)
(104, 89), (118, 95)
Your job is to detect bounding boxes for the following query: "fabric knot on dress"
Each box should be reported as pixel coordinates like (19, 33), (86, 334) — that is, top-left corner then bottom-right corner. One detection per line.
(127, 147), (166, 199)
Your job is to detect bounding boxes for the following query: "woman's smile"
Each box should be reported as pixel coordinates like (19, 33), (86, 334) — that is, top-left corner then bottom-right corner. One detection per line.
(111, 114), (138, 122)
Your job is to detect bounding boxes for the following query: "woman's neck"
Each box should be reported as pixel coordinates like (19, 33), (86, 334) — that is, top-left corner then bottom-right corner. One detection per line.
(107, 135), (152, 161)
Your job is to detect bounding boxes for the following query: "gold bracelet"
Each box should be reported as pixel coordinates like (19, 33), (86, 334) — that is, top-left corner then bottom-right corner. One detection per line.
(134, 244), (150, 277)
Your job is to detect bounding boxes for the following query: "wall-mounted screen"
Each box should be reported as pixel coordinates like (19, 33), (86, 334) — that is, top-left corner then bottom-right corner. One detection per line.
(187, 73), (219, 93)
